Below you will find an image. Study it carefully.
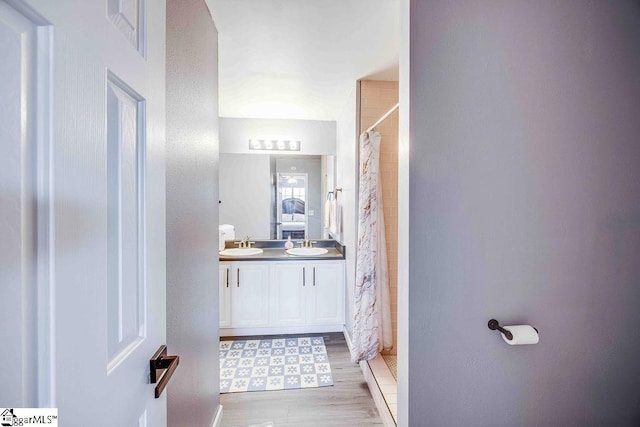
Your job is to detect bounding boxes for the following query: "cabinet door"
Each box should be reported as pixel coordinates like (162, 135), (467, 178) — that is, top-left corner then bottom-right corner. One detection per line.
(219, 263), (232, 328)
(270, 263), (307, 325)
(308, 262), (345, 325)
(232, 263), (270, 327)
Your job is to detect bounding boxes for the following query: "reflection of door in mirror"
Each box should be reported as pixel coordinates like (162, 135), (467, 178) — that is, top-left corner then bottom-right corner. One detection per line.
(277, 173), (307, 239)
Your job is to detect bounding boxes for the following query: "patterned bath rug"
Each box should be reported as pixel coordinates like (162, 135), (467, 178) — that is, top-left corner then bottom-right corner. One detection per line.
(219, 336), (334, 393)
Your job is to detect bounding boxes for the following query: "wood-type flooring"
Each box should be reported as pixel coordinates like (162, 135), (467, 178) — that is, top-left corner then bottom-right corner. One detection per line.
(220, 332), (383, 427)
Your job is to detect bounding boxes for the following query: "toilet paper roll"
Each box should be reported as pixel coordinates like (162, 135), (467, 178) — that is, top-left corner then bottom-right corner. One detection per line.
(501, 325), (539, 345)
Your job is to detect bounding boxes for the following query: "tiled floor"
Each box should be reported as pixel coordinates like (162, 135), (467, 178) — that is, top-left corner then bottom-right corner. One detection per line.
(382, 355), (397, 381)
(368, 354), (397, 423)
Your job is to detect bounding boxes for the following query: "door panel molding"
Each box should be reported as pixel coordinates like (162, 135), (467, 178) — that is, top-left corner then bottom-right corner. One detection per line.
(0, 0), (53, 408)
(106, 70), (147, 373)
(107, 0), (146, 56)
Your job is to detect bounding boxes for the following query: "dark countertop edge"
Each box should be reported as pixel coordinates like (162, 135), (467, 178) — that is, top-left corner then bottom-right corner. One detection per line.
(219, 240), (345, 262)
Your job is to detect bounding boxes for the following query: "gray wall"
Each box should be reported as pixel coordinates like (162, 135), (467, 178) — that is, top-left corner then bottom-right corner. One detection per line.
(166, 0), (220, 425)
(408, 1), (640, 425)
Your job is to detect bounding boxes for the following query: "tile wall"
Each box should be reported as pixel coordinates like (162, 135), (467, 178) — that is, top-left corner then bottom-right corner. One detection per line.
(359, 80), (399, 355)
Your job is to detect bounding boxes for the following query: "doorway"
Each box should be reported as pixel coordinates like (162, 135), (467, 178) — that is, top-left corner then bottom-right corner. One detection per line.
(277, 173), (308, 239)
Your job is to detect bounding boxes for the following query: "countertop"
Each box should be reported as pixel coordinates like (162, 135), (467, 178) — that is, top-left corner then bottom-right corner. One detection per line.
(218, 239), (345, 262)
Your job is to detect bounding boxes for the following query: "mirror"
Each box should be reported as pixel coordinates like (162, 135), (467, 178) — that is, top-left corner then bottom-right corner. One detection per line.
(219, 153), (335, 240)
(277, 172), (308, 239)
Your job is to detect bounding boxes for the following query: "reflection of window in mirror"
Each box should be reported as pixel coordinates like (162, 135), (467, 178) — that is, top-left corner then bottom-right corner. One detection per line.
(277, 173), (307, 239)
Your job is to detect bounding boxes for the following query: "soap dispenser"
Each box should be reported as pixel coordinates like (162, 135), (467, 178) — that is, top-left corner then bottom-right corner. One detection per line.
(284, 236), (294, 250)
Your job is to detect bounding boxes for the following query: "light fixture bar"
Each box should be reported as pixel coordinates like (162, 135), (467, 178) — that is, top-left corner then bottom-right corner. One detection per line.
(248, 139), (300, 152)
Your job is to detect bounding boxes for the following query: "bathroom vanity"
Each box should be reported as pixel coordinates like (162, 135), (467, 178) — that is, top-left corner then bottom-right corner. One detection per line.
(218, 240), (345, 336)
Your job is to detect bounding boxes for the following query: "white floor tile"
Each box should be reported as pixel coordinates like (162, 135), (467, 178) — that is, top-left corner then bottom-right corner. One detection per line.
(384, 393), (398, 405)
(376, 376), (397, 386)
(379, 381), (397, 395)
(389, 403), (398, 416)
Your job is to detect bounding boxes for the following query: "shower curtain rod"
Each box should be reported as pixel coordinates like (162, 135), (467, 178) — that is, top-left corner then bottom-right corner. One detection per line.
(366, 102), (399, 133)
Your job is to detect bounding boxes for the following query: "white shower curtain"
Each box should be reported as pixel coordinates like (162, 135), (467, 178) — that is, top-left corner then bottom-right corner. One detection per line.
(351, 130), (393, 363)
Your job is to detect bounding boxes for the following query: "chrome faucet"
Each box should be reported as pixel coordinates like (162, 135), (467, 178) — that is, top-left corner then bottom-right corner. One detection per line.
(235, 236), (255, 249)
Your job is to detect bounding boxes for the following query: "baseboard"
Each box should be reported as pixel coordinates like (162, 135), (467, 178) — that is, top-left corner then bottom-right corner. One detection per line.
(210, 404), (223, 427)
(343, 325), (353, 352)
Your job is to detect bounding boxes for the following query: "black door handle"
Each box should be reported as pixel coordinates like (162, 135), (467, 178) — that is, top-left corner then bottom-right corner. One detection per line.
(150, 345), (180, 398)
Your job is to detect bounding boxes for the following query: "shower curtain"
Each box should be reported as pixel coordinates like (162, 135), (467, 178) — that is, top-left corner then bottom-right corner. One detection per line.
(351, 131), (393, 363)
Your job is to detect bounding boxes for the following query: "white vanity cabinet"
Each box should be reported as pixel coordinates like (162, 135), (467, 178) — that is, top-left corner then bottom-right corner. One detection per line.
(219, 259), (345, 336)
(219, 263), (232, 327)
(270, 262), (307, 326)
(220, 262), (270, 328)
(307, 262), (345, 325)
(270, 261), (345, 326)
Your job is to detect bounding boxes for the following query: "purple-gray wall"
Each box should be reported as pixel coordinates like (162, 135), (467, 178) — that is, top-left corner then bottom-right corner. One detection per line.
(408, 1), (640, 425)
(166, 1), (220, 425)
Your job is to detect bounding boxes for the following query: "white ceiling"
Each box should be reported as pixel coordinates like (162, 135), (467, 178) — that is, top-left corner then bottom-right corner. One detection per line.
(207, 0), (400, 121)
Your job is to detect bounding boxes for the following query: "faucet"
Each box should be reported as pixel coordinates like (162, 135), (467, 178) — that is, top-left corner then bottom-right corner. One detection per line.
(235, 236), (255, 249)
(299, 238), (316, 248)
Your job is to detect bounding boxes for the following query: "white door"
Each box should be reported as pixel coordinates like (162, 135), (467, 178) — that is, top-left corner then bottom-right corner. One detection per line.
(231, 263), (269, 327)
(219, 263), (232, 328)
(270, 263), (307, 325)
(0, 1), (168, 425)
(308, 262), (345, 325)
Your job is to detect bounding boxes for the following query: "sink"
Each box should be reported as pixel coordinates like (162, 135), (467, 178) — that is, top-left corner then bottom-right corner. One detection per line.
(219, 248), (264, 256)
(286, 247), (329, 256)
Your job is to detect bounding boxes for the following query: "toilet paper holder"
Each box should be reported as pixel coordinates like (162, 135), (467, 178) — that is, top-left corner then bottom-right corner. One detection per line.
(488, 319), (539, 341)
(489, 319), (540, 345)
(489, 318), (538, 339)
(488, 319), (514, 340)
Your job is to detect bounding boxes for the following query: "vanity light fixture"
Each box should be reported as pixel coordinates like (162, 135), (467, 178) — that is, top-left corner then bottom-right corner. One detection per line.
(248, 139), (301, 152)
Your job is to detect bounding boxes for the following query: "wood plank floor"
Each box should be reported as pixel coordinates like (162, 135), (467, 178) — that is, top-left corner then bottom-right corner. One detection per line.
(220, 332), (383, 427)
